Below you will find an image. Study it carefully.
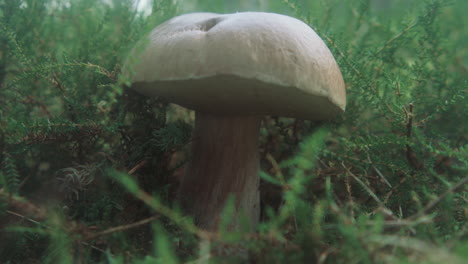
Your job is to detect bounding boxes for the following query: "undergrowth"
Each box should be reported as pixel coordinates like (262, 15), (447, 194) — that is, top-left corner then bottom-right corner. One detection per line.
(0, 0), (466, 263)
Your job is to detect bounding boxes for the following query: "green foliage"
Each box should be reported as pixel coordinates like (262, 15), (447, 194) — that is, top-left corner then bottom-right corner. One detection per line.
(0, 155), (20, 194)
(151, 121), (192, 151)
(0, 0), (466, 263)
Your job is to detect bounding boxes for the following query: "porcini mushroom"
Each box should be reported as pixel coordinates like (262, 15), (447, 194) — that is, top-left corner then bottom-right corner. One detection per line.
(124, 12), (346, 231)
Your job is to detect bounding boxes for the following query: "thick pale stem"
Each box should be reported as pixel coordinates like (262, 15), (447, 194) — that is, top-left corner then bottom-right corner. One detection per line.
(179, 112), (261, 231)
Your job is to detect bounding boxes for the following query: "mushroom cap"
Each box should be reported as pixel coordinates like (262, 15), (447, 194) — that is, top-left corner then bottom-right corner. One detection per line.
(125, 12), (346, 119)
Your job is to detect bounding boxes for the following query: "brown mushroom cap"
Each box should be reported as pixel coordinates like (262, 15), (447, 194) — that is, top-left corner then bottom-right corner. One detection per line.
(125, 12), (346, 119)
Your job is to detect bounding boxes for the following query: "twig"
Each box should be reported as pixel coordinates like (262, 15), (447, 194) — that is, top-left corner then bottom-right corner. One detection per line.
(50, 73), (66, 92)
(17, 174), (31, 191)
(265, 152), (285, 183)
(17, 123), (104, 145)
(1, 189), (47, 219)
(128, 160), (148, 175)
(80, 62), (116, 80)
(6, 210), (43, 225)
(364, 21), (418, 68)
(344, 170), (355, 219)
(366, 235), (465, 264)
(406, 103), (414, 138)
(96, 152), (117, 164)
(383, 176), (408, 204)
(342, 162), (384, 207)
(22, 95), (52, 117)
(80, 241), (110, 255)
(83, 215), (160, 241)
(5, 207), (109, 256)
(367, 153), (392, 188)
(405, 103), (424, 170)
(407, 176), (468, 221)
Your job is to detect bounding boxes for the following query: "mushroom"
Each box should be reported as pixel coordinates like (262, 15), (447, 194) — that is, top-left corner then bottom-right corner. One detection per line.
(124, 12), (346, 231)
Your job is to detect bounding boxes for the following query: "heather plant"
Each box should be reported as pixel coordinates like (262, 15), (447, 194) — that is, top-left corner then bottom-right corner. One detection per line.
(0, 0), (466, 263)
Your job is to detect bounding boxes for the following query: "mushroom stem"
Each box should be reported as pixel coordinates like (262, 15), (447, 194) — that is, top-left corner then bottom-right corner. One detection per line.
(179, 112), (261, 231)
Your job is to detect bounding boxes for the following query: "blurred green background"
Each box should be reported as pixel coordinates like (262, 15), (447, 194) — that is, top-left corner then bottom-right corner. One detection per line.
(0, 0), (466, 263)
